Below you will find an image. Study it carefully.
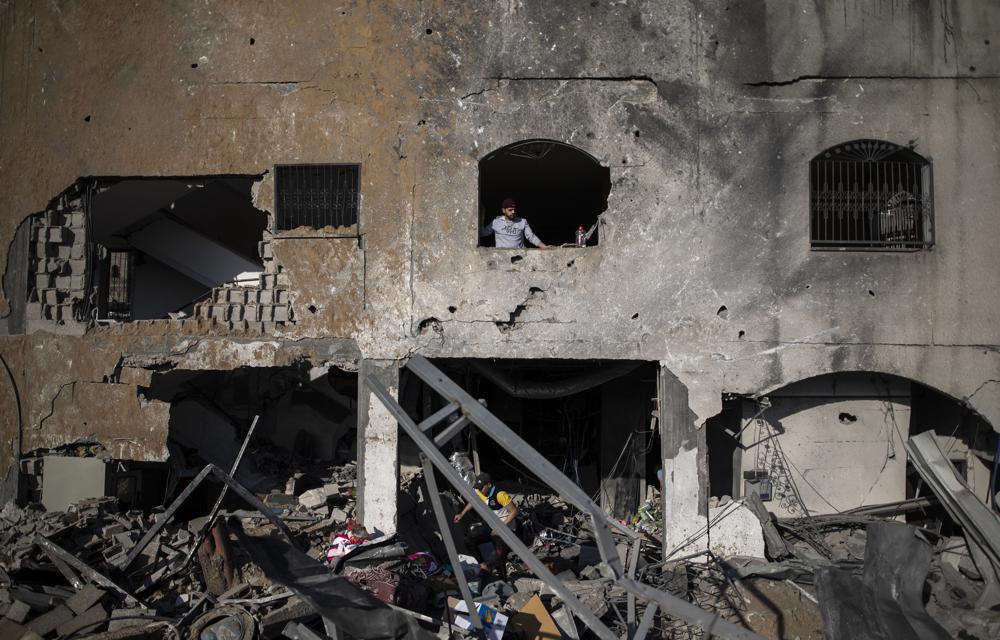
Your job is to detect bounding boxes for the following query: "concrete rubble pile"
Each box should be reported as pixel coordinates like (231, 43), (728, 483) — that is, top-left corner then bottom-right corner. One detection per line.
(1, 435), (999, 639)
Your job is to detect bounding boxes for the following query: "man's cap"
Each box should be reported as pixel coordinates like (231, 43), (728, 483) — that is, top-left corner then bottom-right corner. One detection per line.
(474, 472), (492, 490)
(501, 197), (517, 208)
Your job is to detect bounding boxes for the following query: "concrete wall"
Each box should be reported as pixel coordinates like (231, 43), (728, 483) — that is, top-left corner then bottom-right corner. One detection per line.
(738, 373), (911, 517)
(0, 2), (998, 515)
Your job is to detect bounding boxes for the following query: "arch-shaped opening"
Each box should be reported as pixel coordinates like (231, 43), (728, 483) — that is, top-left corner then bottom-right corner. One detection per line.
(707, 371), (997, 523)
(809, 139), (933, 250)
(478, 139), (611, 247)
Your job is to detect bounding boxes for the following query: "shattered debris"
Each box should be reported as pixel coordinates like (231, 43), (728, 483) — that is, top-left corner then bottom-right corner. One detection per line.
(1, 361), (998, 640)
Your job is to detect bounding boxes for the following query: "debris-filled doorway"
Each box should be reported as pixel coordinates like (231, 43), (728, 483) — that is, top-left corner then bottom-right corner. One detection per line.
(400, 359), (659, 520)
(145, 365), (359, 517)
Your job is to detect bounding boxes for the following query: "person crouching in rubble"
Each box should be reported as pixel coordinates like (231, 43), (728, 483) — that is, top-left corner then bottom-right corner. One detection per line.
(453, 472), (518, 577)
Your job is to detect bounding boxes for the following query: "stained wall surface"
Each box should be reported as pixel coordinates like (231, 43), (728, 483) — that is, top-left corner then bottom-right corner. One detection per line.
(0, 2), (998, 501)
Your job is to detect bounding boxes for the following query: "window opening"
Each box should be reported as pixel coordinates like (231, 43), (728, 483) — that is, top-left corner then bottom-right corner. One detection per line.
(274, 164), (360, 232)
(478, 140), (610, 247)
(87, 176), (266, 321)
(810, 139), (933, 250)
(105, 249), (134, 321)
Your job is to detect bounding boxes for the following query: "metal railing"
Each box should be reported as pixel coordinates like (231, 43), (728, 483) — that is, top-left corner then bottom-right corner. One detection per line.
(810, 157), (933, 250)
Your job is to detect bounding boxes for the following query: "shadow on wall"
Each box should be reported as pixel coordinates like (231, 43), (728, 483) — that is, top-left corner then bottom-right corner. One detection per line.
(707, 372), (997, 519)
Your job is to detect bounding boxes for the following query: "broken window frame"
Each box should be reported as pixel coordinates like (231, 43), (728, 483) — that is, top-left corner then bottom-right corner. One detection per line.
(273, 163), (362, 234)
(809, 139), (934, 251)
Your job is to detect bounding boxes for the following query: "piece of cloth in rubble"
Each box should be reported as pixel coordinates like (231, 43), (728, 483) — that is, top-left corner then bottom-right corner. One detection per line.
(479, 216), (542, 248)
(476, 485), (514, 522)
(237, 533), (434, 640)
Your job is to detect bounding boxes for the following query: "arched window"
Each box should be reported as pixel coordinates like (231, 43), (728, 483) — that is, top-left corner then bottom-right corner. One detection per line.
(810, 139), (933, 250)
(479, 140), (611, 247)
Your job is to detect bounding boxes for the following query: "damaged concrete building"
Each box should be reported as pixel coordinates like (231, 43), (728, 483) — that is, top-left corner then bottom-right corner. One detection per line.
(0, 1), (998, 637)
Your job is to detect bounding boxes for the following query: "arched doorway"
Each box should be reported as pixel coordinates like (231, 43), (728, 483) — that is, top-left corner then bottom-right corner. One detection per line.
(707, 372), (996, 518)
(478, 139), (611, 246)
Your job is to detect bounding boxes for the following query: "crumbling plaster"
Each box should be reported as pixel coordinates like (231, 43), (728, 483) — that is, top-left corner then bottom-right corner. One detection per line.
(0, 0), (999, 487)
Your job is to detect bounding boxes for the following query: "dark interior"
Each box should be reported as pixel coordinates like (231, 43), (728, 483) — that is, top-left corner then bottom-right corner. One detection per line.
(88, 177), (266, 320)
(401, 358), (658, 519)
(478, 140), (611, 247)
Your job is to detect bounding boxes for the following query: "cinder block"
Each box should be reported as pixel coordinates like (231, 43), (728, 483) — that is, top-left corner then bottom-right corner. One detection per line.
(259, 240), (273, 259)
(56, 304), (75, 322)
(210, 305), (228, 321)
(27, 604), (73, 635)
(276, 273), (290, 287)
(227, 289), (245, 304)
(46, 227), (64, 243)
(43, 289), (59, 305)
(65, 585), (104, 615)
(35, 274), (52, 289)
(4, 600), (31, 623)
(228, 305), (243, 322)
(70, 243), (84, 259)
(258, 289), (274, 304)
(213, 288), (227, 303)
(243, 305), (259, 322)
(56, 245), (72, 260)
(70, 275), (84, 290)
(276, 290), (290, 304)
(54, 276), (71, 289)
(273, 306), (289, 323)
(67, 259), (86, 273)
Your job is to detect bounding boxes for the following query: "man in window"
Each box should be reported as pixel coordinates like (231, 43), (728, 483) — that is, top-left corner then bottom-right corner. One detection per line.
(480, 197), (549, 248)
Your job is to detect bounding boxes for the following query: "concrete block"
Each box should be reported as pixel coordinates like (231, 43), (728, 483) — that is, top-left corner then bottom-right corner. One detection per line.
(213, 288), (227, 303)
(41, 457), (106, 512)
(228, 305), (243, 322)
(56, 245), (72, 260)
(56, 304), (74, 322)
(54, 276), (71, 289)
(65, 585), (104, 615)
(273, 306), (289, 323)
(0, 619), (41, 640)
(210, 305), (228, 321)
(70, 243), (83, 259)
(243, 305), (259, 322)
(669, 499), (766, 561)
(258, 289), (274, 304)
(69, 275), (84, 290)
(35, 274), (52, 290)
(259, 240), (273, 259)
(227, 289), (245, 304)
(55, 604), (107, 638)
(27, 605), (73, 636)
(276, 290), (290, 304)
(47, 227), (64, 243)
(67, 259), (86, 273)
(298, 488), (328, 509)
(45, 259), (61, 274)
(4, 600), (31, 623)
(276, 273), (290, 287)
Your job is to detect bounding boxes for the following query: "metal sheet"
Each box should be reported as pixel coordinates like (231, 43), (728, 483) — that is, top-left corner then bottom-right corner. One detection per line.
(814, 521), (949, 640)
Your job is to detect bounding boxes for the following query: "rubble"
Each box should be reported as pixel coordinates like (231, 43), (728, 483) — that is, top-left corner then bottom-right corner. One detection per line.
(0, 360), (997, 640)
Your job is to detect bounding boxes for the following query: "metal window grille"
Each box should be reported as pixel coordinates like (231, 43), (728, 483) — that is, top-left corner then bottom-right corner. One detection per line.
(274, 164), (360, 231)
(106, 249), (134, 321)
(810, 140), (933, 250)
